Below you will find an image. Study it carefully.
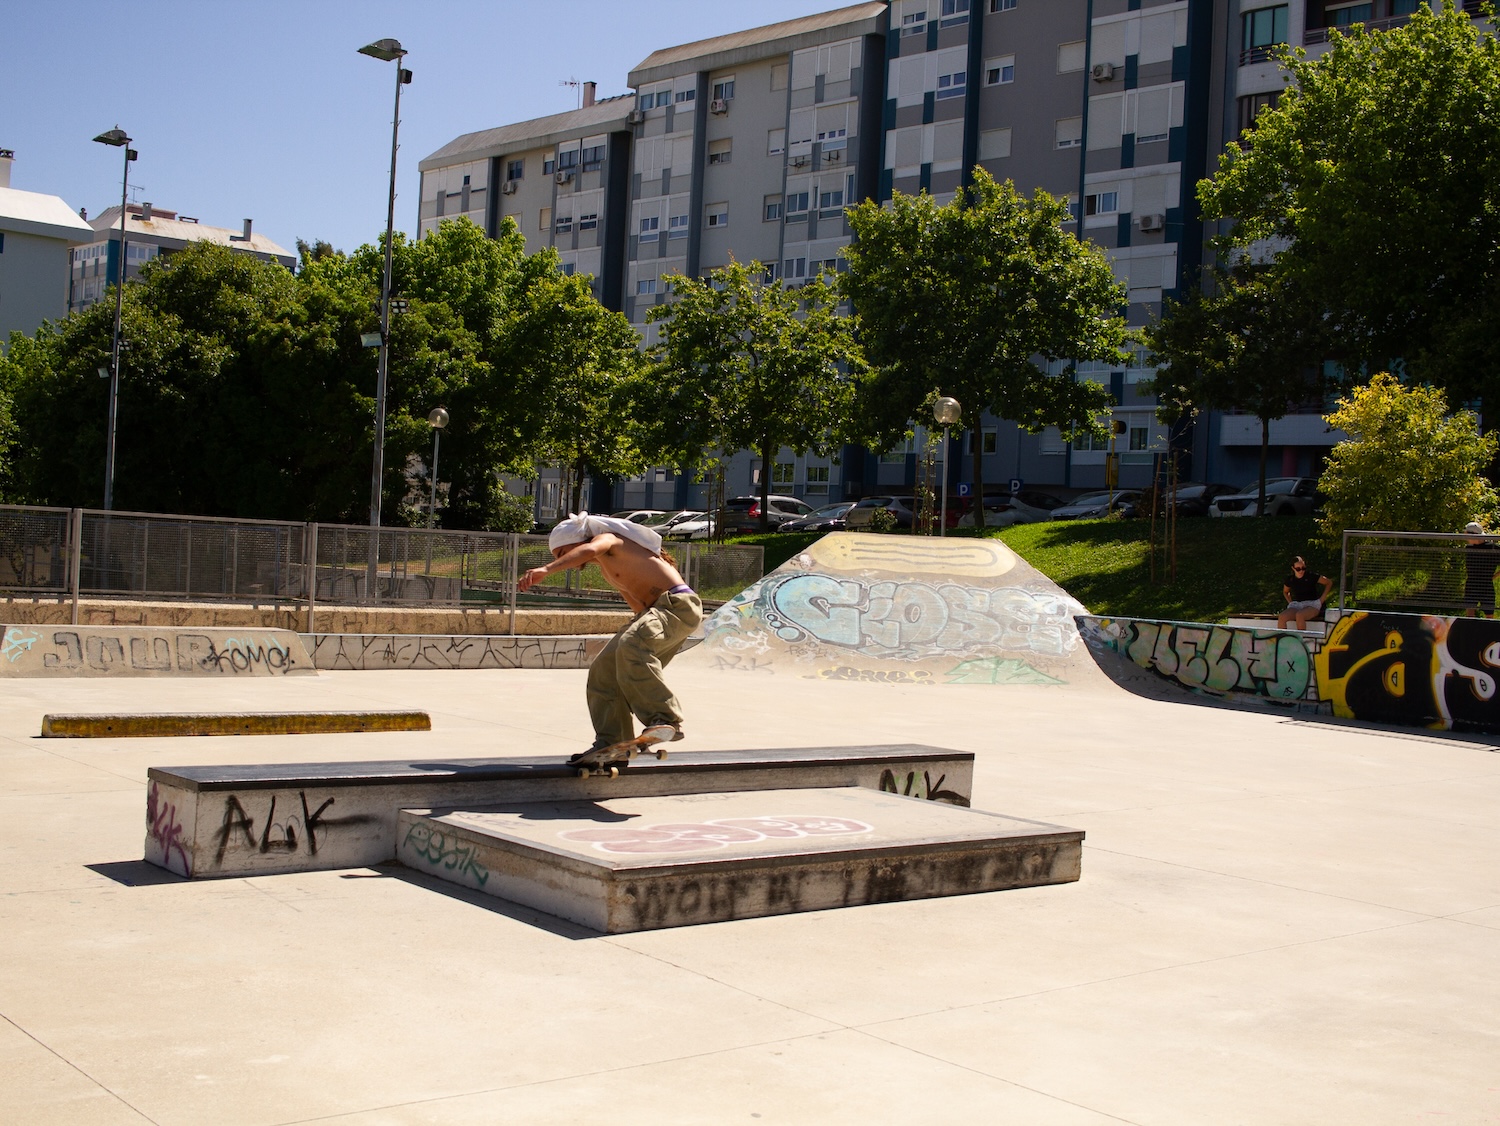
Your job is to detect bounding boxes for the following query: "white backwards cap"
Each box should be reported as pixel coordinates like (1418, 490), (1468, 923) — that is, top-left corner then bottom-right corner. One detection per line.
(548, 511), (663, 556)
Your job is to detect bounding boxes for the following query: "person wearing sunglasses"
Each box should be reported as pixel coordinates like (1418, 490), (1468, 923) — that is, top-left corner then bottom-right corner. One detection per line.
(1278, 555), (1333, 630)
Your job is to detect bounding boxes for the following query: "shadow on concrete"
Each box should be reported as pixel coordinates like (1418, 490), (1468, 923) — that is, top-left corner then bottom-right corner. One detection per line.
(376, 862), (599, 940)
(86, 860), (189, 886)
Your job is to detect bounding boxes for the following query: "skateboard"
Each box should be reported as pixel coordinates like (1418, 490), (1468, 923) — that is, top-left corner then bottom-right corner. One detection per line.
(570, 729), (673, 778)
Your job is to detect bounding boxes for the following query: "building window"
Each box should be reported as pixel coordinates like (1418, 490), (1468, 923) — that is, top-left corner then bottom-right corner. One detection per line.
(581, 145), (605, 172)
(966, 429), (998, 455)
(1241, 5), (1289, 65)
(706, 204), (728, 228)
(768, 128), (785, 155)
(543, 158), (556, 175)
(936, 71), (967, 99)
(1129, 427), (1149, 452)
(668, 214), (689, 238)
(901, 10), (927, 35)
(985, 56), (1015, 85)
(554, 215), (573, 233)
(784, 256), (808, 280)
(940, 0), (969, 25)
(1056, 117), (1083, 148)
(785, 192), (810, 216)
(539, 207), (552, 230)
(806, 466), (830, 494)
(762, 262), (781, 281)
(773, 462), (796, 488)
(640, 216), (659, 234)
(990, 0), (1016, 9)
(1326, 2), (1372, 30)
(1057, 41), (1086, 73)
(1084, 191), (1118, 215)
(881, 439), (914, 464)
(675, 88), (695, 103)
(579, 213), (598, 231)
(560, 262), (576, 276)
(637, 278), (657, 295)
(708, 139), (732, 165)
(819, 188), (844, 213)
(764, 196), (783, 222)
(1237, 91), (1281, 134)
(1073, 431), (1107, 452)
(712, 78), (735, 101)
(506, 159), (524, 181)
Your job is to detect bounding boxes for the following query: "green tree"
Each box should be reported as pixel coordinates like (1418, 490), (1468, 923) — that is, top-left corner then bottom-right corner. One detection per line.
(1317, 372), (1499, 542)
(841, 169), (1129, 525)
(1199, 3), (1500, 406)
(1145, 263), (1330, 512)
(645, 259), (863, 532)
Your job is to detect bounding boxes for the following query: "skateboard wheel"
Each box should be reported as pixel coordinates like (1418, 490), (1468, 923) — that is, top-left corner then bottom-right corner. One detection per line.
(655, 749), (668, 759)
(607, 766), (619, 779)
(576, 767), (589, 779)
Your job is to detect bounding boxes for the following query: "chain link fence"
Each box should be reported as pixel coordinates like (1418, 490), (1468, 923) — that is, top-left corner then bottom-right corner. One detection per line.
(0, 504), (764, 624)
(1339, 529), (1499, 615)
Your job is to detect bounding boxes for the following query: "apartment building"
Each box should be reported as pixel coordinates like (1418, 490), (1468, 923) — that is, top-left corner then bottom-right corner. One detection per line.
(416, 86), (635, 311)
(420, 0), (1475, 513)
(0, 149), (94, 348)
(69, 204), (295, 314)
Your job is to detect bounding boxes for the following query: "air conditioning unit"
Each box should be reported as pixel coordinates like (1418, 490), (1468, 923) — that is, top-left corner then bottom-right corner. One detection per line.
(500, 180), (518, 195)
(1091, 62), (1115, 81)
(1139, 213), (1165, 233)
(626, 109), (646, 125)
(709, 97), (729, 115)
(555, 170), (574, 185)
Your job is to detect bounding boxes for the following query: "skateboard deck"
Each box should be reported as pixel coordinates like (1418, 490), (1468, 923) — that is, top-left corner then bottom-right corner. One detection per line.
(570, 729), (673, 778)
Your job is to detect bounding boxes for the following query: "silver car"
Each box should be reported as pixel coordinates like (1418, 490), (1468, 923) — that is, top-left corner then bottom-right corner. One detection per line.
(1209, 477), (1318, 517)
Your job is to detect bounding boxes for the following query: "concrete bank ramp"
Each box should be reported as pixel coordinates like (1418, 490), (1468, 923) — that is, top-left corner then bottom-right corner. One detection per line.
(688, 533), (1109, 688)
(0, 625), (314, 677)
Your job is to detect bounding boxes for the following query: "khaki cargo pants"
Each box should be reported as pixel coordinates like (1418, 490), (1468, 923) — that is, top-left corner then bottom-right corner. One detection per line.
(586, 588), (703, 749)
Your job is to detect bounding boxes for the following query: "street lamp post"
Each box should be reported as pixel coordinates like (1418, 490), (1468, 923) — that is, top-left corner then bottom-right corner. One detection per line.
(358, 38), (412, 532)
(933, 397), (961, 536)
(426, 407), (449, 528)
(93, 127), (135, 510)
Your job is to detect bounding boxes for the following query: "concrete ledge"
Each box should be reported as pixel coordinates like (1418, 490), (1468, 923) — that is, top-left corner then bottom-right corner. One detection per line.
(143, 745), (975, 879)
(398, 788), (1083, 933)
(42, 710), (431, 738)
(0, 625), (315, 677)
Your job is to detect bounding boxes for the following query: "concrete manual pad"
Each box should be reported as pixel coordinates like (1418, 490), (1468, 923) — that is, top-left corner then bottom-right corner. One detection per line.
(397, 786), (1082, 933)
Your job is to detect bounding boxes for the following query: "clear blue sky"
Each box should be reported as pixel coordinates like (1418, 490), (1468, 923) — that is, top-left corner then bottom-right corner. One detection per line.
(2, 0), (845, 258)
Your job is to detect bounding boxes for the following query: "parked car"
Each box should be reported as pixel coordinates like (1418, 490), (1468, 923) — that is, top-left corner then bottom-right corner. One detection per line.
(1160, 482), (1238, 518)
(953, 489), (1064, 528)
(610, 509), (664, 524)
(778, 501), (855, 533)
(1209, 477), (1319, 517)
(844, 495), (917, 530)
(1051, 490), (1141, 520)
(662, 512), (715, 540)
(718, 494), (814, 534)
(640, 509), (701, 530)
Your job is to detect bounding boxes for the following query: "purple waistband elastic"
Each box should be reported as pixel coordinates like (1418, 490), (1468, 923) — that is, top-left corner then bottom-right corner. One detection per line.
(666, 584), (694, 595)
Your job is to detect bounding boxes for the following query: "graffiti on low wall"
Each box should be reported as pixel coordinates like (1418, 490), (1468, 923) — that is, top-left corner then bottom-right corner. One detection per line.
(1078, 616), (1316, 704)
(0, 626), (314, 677)
(308, 633), (606, 671)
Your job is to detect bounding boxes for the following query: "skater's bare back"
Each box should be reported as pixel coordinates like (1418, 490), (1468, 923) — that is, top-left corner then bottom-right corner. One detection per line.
(519, 533), (686, 613)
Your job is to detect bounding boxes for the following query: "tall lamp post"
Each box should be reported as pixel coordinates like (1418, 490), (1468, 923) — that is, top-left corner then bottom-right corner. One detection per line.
(93, 127), (135, 510)
(426, 407), (449, 528)
(358, 37), (412, 531)
(933, 396), (961, 536)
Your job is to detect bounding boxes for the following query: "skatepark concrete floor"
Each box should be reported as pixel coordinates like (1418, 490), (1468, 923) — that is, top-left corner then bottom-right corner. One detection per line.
(2, 664), (1499, 1124)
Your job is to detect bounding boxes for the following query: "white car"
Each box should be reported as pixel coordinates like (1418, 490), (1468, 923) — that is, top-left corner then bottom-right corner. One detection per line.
(953, 490), (1064, 528)
(1051, 490), (1141, 520)
(1209, 477), (1319, 517)
(662, 512), (715, 540)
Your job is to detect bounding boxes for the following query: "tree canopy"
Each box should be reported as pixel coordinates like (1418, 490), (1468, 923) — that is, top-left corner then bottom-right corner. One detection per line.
(1199, 3), (1500, 406)
(841, 169), (1129, 520)
(645, 259), (863, 531)
(1317, 372), (1498, 541)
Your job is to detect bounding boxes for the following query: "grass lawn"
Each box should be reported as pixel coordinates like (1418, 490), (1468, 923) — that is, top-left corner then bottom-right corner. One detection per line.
(731, 517), (1332, 624)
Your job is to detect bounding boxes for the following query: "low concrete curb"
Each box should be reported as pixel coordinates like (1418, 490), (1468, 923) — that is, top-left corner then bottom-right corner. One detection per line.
(41, 710), (432, 738)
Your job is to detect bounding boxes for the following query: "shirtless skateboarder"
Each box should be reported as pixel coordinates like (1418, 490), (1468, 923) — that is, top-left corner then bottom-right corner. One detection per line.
(518, 512), (703, 770)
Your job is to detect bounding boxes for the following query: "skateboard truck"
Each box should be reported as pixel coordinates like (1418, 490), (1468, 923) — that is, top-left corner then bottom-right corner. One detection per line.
(570, 725), (677, 779)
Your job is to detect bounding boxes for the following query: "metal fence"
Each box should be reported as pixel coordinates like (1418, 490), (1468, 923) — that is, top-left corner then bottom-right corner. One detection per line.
(0, 504), (764, 627)
(1338, 529), (1500, 615)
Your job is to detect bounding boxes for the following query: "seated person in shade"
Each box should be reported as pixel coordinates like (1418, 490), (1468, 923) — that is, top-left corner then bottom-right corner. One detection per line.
(1277, 555), (1333, 630)
(1462, 521), (1499, 615)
